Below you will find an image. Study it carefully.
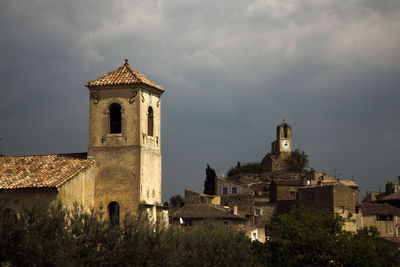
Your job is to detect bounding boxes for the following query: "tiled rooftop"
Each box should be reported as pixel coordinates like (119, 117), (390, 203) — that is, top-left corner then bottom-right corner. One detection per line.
(86, 59), (163, 91)
(0, 153), (94, 189)
(337, 180), (358, 187)
(359, 203), (400, 216)
(381, 192), (400, 200)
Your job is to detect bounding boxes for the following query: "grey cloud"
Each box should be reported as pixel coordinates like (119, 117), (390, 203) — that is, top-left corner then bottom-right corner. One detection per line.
(1, 0), (400, 200)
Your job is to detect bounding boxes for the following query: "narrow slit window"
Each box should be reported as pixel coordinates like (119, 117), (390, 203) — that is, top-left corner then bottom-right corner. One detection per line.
(109, 103), (122, 133)
(283, 125), (288, 138)
(108, 201), (120, 225)
(148, 106), (154, 136)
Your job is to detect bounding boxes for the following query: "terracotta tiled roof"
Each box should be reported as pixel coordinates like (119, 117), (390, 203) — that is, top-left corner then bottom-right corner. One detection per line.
(337, 180), (358, 187)
(172, 204), (245, 220)
(0, 153), (94, 189)
(381, 192), (400, 200)
(86, 59), (163, 91)
(359, 203), (400, 216)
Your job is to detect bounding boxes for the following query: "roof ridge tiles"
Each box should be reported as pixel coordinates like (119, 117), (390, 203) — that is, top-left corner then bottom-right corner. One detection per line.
(0, 153), (94, 190)
(1, 152), (88, 158)
(86, 59), (163, 91)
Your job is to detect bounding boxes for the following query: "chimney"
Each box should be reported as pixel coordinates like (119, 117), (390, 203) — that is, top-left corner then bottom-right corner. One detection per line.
(233, 206), (238, 216)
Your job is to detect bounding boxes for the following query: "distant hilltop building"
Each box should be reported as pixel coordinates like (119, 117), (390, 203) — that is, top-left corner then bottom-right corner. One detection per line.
(261, 122), (292, 172)
(173, 121), (400, 240)
(0, 59), (168, 224)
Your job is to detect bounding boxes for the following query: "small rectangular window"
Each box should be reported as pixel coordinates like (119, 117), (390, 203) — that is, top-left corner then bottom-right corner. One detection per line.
(222, 187), (228, 195)
(254, 209), (261, 216)
(290, 191), (296, 198)
(232, 187), (237, 194)
(376, 215), (394, 221)
(228, 187), (232, 194)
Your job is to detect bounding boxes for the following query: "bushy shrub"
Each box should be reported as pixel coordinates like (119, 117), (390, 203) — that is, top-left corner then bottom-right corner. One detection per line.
(285, 148), (309, 172)
(253, 206), (400, 267)
(227, 162), (266, 177)
(0, 201), (252, 266)
(1, 201), (399, 266)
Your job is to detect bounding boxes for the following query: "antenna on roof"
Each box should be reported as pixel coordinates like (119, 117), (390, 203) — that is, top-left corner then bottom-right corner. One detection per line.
(125, 58), (129, 64)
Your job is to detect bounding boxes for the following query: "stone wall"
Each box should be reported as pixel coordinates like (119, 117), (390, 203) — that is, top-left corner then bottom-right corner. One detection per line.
(221, 194), (253, 214)
(361, 215), (399, 237)
(270, 183), (303, 203)
(216, 178), (252, 196)
(297, 185), (334, 212)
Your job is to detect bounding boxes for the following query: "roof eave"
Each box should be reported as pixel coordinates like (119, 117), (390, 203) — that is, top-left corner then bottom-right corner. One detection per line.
(85, 83), (164, 94)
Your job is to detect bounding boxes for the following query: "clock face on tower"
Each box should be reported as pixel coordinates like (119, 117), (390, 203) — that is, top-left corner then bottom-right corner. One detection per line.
(281, 140), (290, 151)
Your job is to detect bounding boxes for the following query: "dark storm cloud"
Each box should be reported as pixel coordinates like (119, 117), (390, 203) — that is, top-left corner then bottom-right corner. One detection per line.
(1, 0), (399, 199)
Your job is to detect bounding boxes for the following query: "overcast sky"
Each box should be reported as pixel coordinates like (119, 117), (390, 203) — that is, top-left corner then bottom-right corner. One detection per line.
(1, 0), (399, 201)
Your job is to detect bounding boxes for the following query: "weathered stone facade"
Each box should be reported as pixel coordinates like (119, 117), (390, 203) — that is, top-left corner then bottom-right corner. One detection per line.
(86, 60), (165, 221)
(356, 203), (400, 238)
(297, 182), (358, 231)
(270, 179), (304, 203)
(87, 86), (163, 219)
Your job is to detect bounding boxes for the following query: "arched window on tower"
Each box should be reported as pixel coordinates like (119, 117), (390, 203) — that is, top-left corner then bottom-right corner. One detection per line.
(108, 202), (120, 225)
(109, 103), (122, 134)
(148, 106), (154, 137)
(283, 125), (288, 138)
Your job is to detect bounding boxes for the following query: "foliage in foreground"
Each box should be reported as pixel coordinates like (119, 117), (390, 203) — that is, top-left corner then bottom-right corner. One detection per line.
(0, 201), (251, 267)
(253, 206), (400, 267)
(0, 202), (399, 266)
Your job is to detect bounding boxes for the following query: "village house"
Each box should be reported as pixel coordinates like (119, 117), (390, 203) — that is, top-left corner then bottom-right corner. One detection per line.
(356, 203), (400, 238)
(172, 189), (266, 242)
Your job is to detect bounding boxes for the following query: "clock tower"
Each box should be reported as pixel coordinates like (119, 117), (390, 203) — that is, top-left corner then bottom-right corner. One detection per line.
(271, 122), (292, 154)
(261, 121), (293, 172)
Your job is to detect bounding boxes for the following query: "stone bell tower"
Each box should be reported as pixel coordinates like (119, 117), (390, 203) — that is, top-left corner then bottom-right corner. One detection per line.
(271, 122), (292, 154)
(261, 121), (293, 172)
(85, 59), (165, 222)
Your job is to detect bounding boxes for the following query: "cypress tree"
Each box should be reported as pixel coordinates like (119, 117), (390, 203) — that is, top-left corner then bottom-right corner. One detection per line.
(204, 164), (216, 195)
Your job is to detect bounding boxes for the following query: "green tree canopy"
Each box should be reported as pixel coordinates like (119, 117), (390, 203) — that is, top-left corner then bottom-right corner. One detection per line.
(227, 162), (265, 177)
(252, 206), (400, 266)
(0, 200), (252, 266)
(169, 194), (185, 207)
(286, 148), (309, 172)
